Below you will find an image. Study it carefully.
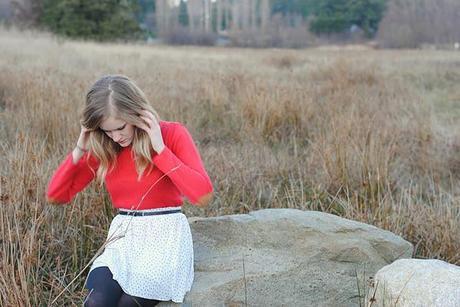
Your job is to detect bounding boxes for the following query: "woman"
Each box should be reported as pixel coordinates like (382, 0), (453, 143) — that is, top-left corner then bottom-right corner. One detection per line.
(46, 75), (214, 306)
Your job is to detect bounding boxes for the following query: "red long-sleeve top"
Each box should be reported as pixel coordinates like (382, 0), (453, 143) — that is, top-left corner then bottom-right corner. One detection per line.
(46, 121), (213, 209)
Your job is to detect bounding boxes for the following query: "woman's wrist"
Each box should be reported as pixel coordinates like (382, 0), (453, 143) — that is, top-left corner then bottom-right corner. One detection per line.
(155, 143), (165, 154)
(76, 144), (88, 153)
(72, 146), (85, 165)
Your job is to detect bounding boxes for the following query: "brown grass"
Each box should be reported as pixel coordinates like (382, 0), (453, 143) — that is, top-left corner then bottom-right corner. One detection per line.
(1, 27), (460, 305)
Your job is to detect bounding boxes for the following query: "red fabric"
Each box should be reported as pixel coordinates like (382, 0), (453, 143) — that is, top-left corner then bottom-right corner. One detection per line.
(46, 121), (213, 209)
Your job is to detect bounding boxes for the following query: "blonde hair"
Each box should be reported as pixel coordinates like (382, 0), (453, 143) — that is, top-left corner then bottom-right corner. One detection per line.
(79, 74), (161, 185)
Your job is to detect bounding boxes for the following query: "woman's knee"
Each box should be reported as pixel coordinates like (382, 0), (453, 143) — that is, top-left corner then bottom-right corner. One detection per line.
(84, 266), (123, 306)
(84, 290), (116, 307)
(117, 293), (160, 307)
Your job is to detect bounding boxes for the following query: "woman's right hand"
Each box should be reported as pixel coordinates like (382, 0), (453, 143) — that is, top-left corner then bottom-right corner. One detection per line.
(76, 123), (91, 151)
(72, 123), (92, 164)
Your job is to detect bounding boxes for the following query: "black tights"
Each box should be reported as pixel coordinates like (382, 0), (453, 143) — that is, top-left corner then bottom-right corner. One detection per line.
(84, 266), (160, 307)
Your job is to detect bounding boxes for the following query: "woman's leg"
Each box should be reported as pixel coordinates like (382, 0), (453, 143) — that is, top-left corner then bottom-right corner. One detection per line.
(84, 266), (124, 307)
(117, 293), (161, 307)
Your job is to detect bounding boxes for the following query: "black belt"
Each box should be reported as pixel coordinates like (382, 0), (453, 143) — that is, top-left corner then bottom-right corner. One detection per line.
(118, 209), (182, 217)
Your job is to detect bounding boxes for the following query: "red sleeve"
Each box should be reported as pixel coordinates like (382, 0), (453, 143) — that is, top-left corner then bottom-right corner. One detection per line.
(153, 123), (213, 205)
(46, 151), (100, 205)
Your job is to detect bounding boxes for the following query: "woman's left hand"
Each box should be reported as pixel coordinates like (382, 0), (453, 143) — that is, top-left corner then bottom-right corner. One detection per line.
(136, 109), (165, 154)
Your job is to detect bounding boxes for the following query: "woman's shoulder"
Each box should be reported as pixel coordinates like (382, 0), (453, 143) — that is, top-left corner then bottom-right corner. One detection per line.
(159, 120), (193, 149)
(159, 120), (186, 136)
(159, 120), (184, 128)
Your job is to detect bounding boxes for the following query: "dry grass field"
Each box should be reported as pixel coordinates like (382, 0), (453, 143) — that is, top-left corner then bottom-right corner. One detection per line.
(1, 27), (460, 305)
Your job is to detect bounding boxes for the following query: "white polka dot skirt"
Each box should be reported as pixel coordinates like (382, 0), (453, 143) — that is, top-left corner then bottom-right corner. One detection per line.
(88, 206), (194, 303)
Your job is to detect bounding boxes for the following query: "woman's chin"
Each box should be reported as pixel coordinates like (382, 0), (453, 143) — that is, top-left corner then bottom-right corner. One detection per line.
(118, 139), (132, 147)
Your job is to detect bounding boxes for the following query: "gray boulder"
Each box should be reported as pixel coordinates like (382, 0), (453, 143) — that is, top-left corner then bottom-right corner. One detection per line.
(365, 258), (460, 307)
(167, 208), (413, 306)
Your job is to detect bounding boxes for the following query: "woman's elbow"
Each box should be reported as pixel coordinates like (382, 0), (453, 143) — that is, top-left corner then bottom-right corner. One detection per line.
(195, 192), (213, 208)
(46, 195), (67, 206)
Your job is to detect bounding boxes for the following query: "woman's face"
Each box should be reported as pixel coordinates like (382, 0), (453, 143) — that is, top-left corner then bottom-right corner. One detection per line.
(99, 116), (135, 147)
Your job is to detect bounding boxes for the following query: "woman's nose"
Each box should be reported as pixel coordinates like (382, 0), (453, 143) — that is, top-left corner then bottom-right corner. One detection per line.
(112, 132), (122, 142)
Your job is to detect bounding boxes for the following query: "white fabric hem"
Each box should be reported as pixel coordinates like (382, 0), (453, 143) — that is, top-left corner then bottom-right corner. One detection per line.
(87, 208), (194, 302)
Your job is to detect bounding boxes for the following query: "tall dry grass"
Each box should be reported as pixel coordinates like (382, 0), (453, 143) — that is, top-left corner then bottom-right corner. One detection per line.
(1, 27), (460, 305)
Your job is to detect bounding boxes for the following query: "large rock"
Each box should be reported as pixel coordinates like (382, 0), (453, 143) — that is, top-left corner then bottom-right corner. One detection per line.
(175, 208), (413, 306)
(365, 258), (460, 307)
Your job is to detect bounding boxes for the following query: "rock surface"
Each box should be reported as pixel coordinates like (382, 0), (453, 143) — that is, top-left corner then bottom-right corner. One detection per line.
(158, 208), (412, 306)
(365, 258), (460, 307)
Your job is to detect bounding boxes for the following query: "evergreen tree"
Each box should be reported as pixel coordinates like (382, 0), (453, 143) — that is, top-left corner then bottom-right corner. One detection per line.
(309, 0), (350, 34)
(271, 0), (315, 18)
(136, 0), (155, 24)
(178, 0), (189, 27)
(309, 0), (387, 37)
(348, 0), (387, 36)
(41, 0), (142, 41)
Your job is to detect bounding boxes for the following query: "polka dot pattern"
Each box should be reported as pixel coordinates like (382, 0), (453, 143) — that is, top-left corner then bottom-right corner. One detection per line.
(88, 206), (194, 303)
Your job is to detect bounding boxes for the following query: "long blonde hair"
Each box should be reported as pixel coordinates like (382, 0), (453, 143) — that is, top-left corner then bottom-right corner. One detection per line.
(79, 74), (161, 185)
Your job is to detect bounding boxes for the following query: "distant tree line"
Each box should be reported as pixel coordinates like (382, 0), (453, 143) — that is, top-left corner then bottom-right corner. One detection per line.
(149, 0), (386, 41)
(3, 0), (460, 48)
(4, 0), (387, 44)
